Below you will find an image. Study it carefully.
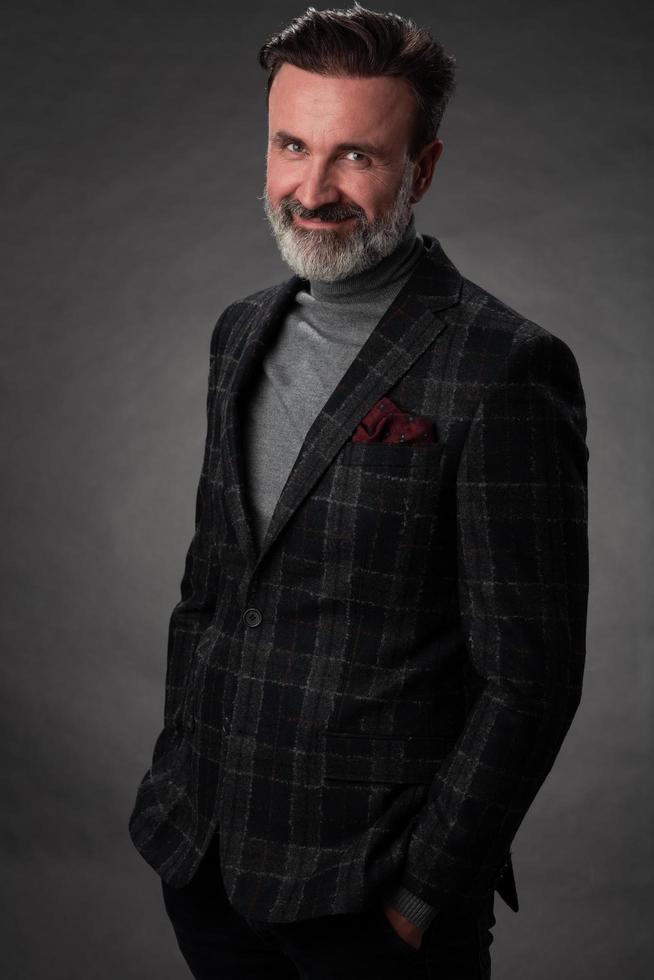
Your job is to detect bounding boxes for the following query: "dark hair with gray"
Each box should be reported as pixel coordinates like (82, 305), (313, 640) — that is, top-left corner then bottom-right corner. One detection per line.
(258, 3), (456, 160)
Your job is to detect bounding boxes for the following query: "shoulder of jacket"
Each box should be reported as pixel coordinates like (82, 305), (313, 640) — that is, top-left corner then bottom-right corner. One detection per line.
(458, 275), (574, 356)
(231, 277), (296, 311)
(457, 279), (584, 416)
(208, 278), (295, 354)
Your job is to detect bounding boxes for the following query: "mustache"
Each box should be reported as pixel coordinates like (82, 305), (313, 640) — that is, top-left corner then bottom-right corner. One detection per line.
(281, 197), (365, 223)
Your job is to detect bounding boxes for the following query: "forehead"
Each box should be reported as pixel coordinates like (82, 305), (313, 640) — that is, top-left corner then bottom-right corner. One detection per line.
(268, 63), (415, 150)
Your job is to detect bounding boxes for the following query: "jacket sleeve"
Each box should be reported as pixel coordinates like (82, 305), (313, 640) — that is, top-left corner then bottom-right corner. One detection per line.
(162, 309), (228, 730)
(396, 327), (589, 911)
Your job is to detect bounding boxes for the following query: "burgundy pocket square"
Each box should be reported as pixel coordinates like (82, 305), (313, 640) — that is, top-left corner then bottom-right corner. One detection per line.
(352, 396), (436, 444)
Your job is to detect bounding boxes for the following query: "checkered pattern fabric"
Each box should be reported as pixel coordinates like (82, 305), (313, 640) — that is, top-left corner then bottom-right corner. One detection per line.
(128, 235), (589, 925)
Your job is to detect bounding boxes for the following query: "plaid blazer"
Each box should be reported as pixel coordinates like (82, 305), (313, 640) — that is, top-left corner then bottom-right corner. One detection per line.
(128, 235), (589, 925)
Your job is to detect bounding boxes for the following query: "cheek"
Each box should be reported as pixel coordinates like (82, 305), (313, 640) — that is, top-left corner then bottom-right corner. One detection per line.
(266, 156), (306, 202)
(348, 175), (397, 220)
(266, 162), (289, 203)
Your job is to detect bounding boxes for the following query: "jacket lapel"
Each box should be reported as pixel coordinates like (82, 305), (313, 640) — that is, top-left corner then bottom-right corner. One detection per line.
(222, 235), (463, 578)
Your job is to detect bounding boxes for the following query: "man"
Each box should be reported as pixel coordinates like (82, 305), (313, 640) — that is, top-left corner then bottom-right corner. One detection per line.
(128, 5), (589, 978)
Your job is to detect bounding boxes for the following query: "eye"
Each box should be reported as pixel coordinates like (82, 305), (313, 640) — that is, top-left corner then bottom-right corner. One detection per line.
(344, 150), (369, 165)
(284, 140), (304, 154)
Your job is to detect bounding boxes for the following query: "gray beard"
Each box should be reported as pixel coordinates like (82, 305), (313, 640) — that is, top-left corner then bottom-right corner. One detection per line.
(261, 158), (415, 283)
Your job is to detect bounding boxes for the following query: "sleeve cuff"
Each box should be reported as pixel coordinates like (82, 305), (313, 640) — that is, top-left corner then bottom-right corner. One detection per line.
(386, 884), (440, 930)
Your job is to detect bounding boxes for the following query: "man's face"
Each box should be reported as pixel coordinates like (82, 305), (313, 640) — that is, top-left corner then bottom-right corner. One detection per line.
(263, 64), (425, 282)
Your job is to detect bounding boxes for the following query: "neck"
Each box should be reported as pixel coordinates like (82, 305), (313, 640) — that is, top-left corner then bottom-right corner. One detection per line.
(309, 214), (422, 302)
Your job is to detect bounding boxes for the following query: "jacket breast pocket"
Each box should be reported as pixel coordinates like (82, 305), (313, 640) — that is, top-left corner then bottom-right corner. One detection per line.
(338, 441), (445, 468)
(330, 440), (449, 607)
(319, 730), (453, 785)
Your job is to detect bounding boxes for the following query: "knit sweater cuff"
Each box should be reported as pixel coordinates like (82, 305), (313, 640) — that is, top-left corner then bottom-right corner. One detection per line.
(386, 884), (440, 930)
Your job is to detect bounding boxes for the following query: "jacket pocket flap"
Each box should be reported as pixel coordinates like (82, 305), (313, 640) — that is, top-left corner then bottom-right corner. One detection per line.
(319, 730), (454, 785)
(339, 441), (444, 467)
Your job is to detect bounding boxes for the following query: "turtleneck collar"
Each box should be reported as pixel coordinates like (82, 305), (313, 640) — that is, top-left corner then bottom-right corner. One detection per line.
(308, 214), (423, 303)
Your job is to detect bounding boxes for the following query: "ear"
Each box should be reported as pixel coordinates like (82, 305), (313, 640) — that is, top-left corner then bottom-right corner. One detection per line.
(410, 139), (444, 203)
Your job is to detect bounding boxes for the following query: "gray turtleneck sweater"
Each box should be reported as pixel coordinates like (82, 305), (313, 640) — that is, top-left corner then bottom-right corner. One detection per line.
(242, 215), (423, 551)
(240, 215), (439, 930)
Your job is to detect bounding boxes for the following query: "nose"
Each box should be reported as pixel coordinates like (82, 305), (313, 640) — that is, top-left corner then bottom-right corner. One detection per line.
(295, 157), (340, 212)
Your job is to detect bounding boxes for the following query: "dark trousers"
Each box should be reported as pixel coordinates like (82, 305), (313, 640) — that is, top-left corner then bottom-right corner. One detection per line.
(161, 834), (496, 979)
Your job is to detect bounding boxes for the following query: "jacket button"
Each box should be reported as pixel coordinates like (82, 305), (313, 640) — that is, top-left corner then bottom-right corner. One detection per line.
(183, 717), (195, 733)
(243, 607), (262, 627)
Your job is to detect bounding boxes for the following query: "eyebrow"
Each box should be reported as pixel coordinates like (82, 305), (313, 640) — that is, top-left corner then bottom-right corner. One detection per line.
(270, 129), (386, 159)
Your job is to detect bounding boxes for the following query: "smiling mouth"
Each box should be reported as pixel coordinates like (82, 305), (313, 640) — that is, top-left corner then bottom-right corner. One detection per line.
(294, 214), (355, 227)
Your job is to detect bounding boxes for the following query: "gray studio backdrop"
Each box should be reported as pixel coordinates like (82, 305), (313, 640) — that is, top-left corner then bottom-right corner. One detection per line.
(2, 1), (652, 977)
